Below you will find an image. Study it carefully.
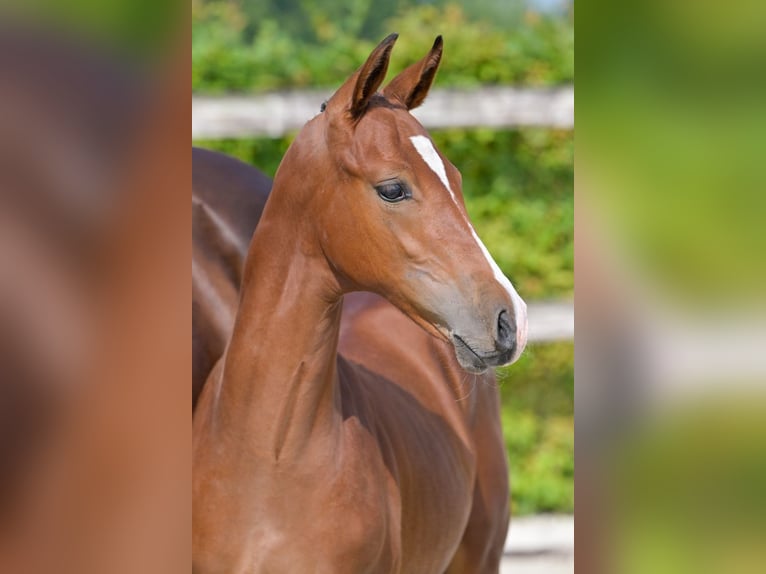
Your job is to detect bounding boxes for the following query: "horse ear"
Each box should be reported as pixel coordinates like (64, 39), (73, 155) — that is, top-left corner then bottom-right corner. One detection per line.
(342, 33), (398, 119)
(383, 36), (443, 110)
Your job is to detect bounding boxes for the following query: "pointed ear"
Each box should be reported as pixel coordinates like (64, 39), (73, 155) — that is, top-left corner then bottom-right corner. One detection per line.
(333, 33), (398, 119)
(383, 36), (443, 110)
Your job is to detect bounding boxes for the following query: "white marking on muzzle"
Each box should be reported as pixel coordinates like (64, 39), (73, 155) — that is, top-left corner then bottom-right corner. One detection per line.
(409, 135), (528, 357)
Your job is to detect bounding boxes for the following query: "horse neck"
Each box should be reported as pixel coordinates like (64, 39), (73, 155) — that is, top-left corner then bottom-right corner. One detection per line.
(215, 173), (344, 462)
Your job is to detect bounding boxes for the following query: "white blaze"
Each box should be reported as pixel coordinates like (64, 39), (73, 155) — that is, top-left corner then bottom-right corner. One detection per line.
(409, 135), (528, 355)
(410, 135), (456, 203)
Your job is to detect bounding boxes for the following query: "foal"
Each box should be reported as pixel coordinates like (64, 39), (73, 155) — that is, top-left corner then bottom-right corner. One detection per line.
(193, 35), (528, 574)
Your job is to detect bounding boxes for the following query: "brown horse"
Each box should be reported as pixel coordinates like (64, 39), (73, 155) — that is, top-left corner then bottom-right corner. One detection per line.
(192, 34), (528, 573)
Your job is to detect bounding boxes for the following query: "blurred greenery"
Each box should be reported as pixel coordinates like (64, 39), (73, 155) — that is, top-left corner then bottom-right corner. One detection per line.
(193, 0), (573, 516)
(192, 1), (573, 92)
(577, 2), (766, 571)
(579, 0), (766, 307)
(498, 342), (574, 515)
(611, 402), (766, 574)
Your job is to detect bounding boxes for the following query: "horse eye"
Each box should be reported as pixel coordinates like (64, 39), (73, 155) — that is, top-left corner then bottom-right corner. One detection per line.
(375, 182), (409, 203)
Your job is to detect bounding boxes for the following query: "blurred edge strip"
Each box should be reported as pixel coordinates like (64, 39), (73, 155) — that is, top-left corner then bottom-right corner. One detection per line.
(192, 86), (574, 138)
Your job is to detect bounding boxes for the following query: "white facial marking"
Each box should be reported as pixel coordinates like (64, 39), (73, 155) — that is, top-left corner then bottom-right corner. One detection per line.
(409, 135), (456, 202)
(470, 228), (528, 355)
(409, 134), (528, 356)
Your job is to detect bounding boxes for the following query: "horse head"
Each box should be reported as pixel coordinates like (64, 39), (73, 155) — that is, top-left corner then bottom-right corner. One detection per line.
(272, 34), (528, 373)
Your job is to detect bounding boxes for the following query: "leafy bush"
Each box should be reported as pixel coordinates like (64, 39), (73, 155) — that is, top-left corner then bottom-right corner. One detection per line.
(431, 128), (573, 299)
(498, 342), (574, 514)
(386, 5), (574, 87)
(192, 1), (573, 92)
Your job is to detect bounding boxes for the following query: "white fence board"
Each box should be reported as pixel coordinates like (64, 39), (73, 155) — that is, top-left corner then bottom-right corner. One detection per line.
(193, 86), (574, 138)
(528, 301), (574, 342)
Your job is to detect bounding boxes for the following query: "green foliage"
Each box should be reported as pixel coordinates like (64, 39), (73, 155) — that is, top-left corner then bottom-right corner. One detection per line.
(610, 403), (766, 573)
(432, 128), (573, 299)
(498, 342), (574, 515)
(386, 5), (574, 87)
(192, 1), (573, 92)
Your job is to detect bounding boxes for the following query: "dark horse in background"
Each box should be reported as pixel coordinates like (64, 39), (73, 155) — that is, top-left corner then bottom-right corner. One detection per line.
(192, 147), (271, 405)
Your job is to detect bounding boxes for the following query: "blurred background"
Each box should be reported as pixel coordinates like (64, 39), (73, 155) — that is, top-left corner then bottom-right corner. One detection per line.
(0, 2), (188, 574)
(192, 2), (575, 542)
(578, 1), (766, 573)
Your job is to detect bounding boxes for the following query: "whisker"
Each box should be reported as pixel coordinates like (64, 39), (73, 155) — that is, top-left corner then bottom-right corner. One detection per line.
(455, 372), (478, 402)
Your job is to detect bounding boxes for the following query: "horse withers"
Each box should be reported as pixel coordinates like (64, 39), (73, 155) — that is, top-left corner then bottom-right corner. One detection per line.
(193, 34), (528, 574)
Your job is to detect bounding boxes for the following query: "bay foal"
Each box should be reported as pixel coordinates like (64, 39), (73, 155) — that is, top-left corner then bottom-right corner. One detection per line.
(193, 35), (528, 573)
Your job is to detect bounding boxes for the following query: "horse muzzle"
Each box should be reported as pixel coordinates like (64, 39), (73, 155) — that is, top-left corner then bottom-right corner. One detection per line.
(449, 307), (527, 374)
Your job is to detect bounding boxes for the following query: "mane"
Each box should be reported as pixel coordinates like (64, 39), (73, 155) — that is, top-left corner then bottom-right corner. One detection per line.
(364, 93), (408, 112)
(319, 93), (407, 119)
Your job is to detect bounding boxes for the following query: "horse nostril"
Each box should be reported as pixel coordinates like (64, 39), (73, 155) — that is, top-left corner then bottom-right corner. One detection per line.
(497, 310), (516, 352)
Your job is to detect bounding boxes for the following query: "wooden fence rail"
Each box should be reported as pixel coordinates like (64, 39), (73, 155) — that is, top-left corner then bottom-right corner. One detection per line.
(192, 85), (574, 139)
(527, 302), (573, 343)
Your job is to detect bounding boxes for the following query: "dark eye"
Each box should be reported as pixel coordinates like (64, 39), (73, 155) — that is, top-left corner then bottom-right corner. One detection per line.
(375, 181), (409, 203)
